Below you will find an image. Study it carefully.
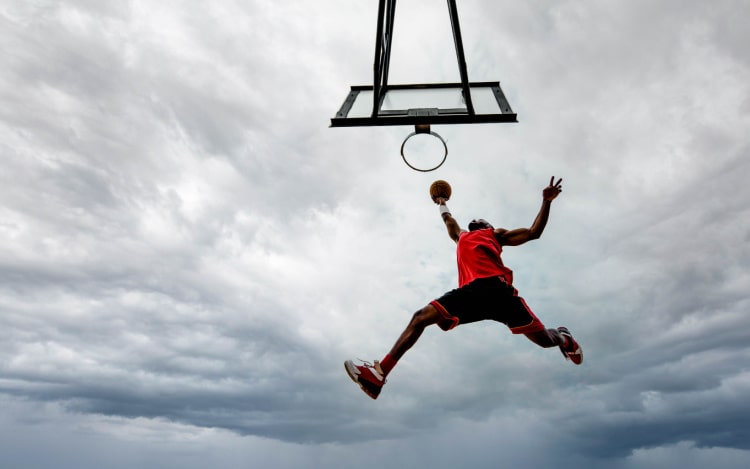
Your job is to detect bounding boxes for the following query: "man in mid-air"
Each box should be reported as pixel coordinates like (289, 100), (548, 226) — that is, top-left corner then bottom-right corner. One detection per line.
(345, 177), (582, 399)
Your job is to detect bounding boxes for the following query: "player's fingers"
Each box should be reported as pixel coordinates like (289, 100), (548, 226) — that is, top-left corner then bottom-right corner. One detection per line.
(549, 176), (554, 186)
(556, 177), (562, 187)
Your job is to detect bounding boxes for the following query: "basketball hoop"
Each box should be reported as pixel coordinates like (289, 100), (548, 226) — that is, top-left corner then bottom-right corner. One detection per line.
(400, 124), (448, 172)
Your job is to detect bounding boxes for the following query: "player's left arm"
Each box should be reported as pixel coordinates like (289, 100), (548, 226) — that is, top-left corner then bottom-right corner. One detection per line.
(495, 176), (562, 246)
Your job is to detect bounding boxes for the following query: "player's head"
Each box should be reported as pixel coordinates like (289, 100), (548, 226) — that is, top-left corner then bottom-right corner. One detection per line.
(468, 219), (493, 231)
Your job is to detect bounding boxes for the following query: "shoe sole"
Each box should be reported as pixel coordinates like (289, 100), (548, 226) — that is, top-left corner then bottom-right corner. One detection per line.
(344, 360), (360, 383)
(565, 347), (583, 365)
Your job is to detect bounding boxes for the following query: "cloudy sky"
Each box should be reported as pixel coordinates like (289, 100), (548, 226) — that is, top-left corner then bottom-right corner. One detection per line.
(1, 0), (749, 467)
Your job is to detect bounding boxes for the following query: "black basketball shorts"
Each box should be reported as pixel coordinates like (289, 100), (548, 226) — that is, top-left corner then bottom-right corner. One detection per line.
(430, 276), (545, 334)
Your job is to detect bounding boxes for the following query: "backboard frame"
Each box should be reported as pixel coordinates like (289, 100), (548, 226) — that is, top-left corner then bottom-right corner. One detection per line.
(331, 81), (516, 127)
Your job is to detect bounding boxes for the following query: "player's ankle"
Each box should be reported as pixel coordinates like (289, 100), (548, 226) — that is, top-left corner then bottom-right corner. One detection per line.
(380, 354), (397, 376)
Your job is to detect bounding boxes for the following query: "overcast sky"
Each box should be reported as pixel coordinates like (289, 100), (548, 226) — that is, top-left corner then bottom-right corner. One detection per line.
(1, 0), (749, 468)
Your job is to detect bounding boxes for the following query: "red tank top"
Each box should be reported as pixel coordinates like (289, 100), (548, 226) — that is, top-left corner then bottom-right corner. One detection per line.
(456, 228), (513, 287)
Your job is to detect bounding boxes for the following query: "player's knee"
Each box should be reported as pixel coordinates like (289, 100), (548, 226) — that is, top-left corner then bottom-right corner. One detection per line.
(410, 305), (438, 327)
(408, 310), (425, 326)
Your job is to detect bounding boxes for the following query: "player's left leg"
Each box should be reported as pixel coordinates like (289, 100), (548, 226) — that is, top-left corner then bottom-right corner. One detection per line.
(503, 291), (583, 365)
(524, 327), (582, 365)
(524, 329), (562, 347)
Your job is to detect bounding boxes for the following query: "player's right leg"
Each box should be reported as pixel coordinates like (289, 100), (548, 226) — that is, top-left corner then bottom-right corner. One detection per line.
(387, 304), (441, 361)
(345, 304), (440, 399)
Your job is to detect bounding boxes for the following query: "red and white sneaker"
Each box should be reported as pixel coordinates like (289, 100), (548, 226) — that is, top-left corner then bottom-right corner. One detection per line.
(557, 327), (583, 365)
(344, 359), (385, 399)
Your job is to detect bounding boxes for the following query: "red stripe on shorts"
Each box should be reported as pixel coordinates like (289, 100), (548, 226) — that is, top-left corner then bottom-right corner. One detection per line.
(430, 300), (459, 331)
(508, 296), (546, 334)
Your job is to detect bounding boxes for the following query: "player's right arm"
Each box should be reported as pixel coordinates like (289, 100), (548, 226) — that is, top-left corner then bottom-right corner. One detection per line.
(436, 197), (464, 243)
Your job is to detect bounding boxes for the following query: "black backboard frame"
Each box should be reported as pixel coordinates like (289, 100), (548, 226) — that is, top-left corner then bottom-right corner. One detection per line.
(331, 82), (516, 127)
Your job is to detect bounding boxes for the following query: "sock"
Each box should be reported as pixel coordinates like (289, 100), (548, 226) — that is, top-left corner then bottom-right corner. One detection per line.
(553, 329), (568, 347)
(379, 354), (397, 376)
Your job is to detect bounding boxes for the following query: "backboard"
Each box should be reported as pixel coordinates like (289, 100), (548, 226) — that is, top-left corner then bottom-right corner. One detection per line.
(330, 81), (516, 127)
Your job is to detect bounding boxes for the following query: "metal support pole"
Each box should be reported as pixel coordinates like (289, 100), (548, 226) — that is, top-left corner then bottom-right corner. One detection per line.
(446, 0), (475, 115)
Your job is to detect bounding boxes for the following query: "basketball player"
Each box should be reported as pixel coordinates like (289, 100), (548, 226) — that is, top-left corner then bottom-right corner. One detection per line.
(345, 177), (582, 399)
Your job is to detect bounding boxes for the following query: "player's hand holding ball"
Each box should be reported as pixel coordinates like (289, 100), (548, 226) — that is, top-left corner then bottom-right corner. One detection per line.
(429, 180), (452, 204)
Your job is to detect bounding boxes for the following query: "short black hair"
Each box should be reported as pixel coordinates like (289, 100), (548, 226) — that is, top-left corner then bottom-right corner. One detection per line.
(468, 219), (493, 231)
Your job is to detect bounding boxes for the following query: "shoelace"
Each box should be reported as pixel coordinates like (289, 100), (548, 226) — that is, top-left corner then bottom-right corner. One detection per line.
(356, 359), (385, 380)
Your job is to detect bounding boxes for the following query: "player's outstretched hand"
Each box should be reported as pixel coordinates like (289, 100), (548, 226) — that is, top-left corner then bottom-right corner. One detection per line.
(542, 176), (563, 201)
(434, 196), (447, 205)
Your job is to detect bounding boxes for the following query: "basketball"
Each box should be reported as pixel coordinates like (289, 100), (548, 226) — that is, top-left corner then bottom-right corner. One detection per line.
(429, 180), (452, 203)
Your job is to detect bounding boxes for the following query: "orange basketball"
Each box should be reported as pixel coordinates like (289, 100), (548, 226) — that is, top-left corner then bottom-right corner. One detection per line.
(429, 180), (452, 202)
